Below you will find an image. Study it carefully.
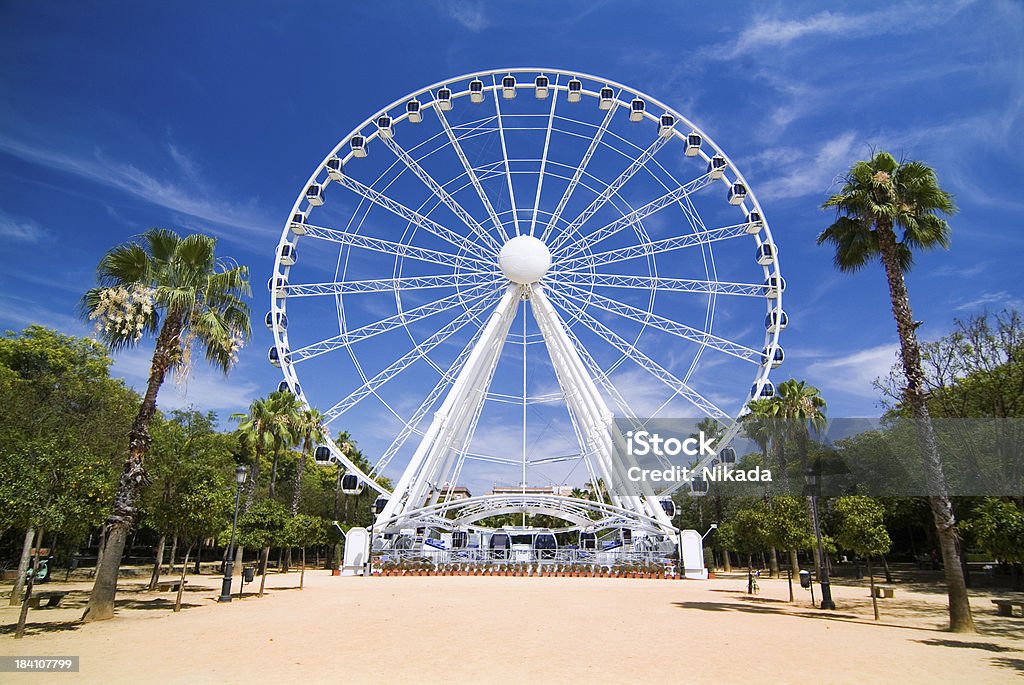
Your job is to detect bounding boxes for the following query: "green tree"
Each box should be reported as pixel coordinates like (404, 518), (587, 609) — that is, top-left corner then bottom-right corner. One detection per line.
(237, 499), (289, 597)
(834, 496), (893, 620)
(763, 496), (813, 602)
(819, 151), (973, 632)
(0, 326), (133, 607)
(284, 514), (328, 588)
(964, 498), (1024, 590)
(80, 229), (250, 621)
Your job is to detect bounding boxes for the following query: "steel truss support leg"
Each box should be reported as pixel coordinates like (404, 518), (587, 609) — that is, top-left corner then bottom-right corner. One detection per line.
(531, 286), (674, 531)
(378, 286), (521, 527)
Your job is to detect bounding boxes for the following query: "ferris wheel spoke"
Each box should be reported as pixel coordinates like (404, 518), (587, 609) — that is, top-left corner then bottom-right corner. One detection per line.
(286, 272), (499, 297)
(321, 293), (498, 425)
(370, 322), (488, 478)
(549, 132), (673, 253)
(297, 222), (490, 270)
(378, 134), (502, 251)
(554, 170), (715, 257)
(491, 84), (521, 236)
(549, 272), (769, 297)
(528, 85), (560, 237)
(549, 291), (732, 421)
(539, 98), (619, 243)
(434, 100), (509, 243)
(290, 285), (499, 364)
(556, 220), (755, 272)
(554, 283), (761, 364)
(333, 174), (488, 257)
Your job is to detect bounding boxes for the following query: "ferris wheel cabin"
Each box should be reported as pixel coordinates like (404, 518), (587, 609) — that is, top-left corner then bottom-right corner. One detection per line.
(279, 243), (297, 266)
(436, 87), (453, 110)
(707, 155), (728, 178)
(629, 98), (645, 122)
(264, 311), (287, 330)
(350, 135), (367, 158)
(469, 78), (485, 103)
(658, 114), (676, 137)
(376, 116), (393, 138)
(746, 211), (764, 233)
(766, 309), (788, 333)
(314, 446), (332, 463)
(534, 74), (549, 98)
(341, 473), (364, 495)
(685, 133), (702, 157)
(406, 99), (422, 123)
(762, 346), (785, 368)
(289, 211), (307, 236)
(567, 78), (583, 102)
(599, 87), (614, 110)
(326, 157), (343, 181)
(502, 75), (517, 99)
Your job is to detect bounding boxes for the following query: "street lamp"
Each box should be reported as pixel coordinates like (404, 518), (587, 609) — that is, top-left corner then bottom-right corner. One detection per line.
(218, 464), (248, 603)
(805, 466), (835, 610)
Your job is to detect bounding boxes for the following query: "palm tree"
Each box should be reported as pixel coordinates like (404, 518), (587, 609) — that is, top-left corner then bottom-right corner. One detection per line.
(80, 229), (250, 621)
(819, 151), (974, 632)
(773, 379), (828, 576)
(285, 406), (325, 571)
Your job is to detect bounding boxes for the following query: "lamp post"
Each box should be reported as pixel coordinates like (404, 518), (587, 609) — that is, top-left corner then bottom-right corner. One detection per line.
(805, 466), (835, 610)
(218, 465), (248, 603)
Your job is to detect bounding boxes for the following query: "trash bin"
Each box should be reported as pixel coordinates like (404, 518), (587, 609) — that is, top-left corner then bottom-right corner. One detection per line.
(799, 569), (811, 589)
(242, 566), (256, 583)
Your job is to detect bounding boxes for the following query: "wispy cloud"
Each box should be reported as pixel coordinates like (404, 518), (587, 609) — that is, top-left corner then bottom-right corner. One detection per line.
(756, 132), (860, 201)
(110, 345), (260, 415)
(438, 0), (489, 32)
(0, 209), (48, 243)
(707, 2), (977, 61)
(953, 290), (1024, 314)
(806, 343), (899, 399)
(0, 134), (275, 241)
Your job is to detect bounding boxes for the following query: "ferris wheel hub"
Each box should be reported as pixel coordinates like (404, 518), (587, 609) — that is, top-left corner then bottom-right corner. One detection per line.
(498, 235), (552, 284)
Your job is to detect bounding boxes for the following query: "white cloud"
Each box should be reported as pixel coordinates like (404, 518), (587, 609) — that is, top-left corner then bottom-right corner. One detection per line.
(0, 134), (275, 241)
(440, 1), (489, 32)
(757, 132), (859, 201)
(0, 210), (47, 243)
(807, 343), (899, 399)
(110, 345), (260, 415)
(953, 290), (1024, 314)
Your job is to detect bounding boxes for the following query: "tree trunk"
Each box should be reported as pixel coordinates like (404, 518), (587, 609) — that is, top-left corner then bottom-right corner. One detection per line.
(722, 548), (732, 572)
(258, 546), (271, 597)
(787, 567), (794, 603)
(789, 549), (800, 575)
(269, 453), (279, 498)
(234, 545), (244, 578)
(876, 224), (975, 633)
(82, 312), (183, 622)
(804, 495), (823, 578)
(9, 526), (35, 606)
(284, 548), (292, 573)
(94, 525), (106, 577)
(175, 543), (193, 613)
(868, 557), (879, 621)
(882, 555), (893, 584)
(300, 548), (306, 590)
(193, 538), (201, 575)
(147, 535), (166, 591)
(769, 546), (780, 577)
(14, 528), (45, 639)
(169, 535), (178, 574)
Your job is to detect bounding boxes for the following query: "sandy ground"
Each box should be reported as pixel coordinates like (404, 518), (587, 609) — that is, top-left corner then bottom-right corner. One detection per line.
(1, 570), (1022, 684)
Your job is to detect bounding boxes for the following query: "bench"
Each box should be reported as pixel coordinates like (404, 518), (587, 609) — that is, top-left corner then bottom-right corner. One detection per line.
(873, 585), (895, 599)
(992, 599), (1024, 617)
(28, 591), (68, 609)
(155, 580), (187, 593)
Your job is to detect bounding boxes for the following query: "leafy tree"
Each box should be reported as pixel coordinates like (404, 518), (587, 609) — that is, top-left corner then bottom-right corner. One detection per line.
(834, 496), (893, 620)
(818, 152), (973, 632)
(964, 498), (1024, 590)
(0, 326), (134, 606)
(284, 514), (328, 588)
(80, 229), (250, 621)
(762, 496), (813, 601)
(237, 499), (289, 597)
(141, 409), (234, 589)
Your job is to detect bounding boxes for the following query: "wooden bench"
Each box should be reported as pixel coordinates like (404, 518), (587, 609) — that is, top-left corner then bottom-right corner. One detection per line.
(28, 591), (68, 609)
(873, 585), (895, 599)
(992, 599), (1024, 617)
(155, 580), (187, 593)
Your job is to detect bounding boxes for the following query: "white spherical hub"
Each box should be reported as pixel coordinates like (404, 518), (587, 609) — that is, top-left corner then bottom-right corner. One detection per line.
(498, 235), (551, 284)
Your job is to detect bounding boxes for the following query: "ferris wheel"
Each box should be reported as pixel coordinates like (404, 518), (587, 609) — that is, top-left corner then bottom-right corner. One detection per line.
(268, 68), (784, 535)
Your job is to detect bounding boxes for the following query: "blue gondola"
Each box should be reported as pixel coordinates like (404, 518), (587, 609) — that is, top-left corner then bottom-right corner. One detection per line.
(377, 115), (393, 138)
(765, 309), (788, 333)
(436, 87), (453, 111)
(761, 346), (785, 368)
(660, 498), (676, 518)
(659, 114), (675, 138)
(764, 275), (786, 297)
(718, 447), (737, 464)
(756, 243), (776, 265)
(599, 86), (614, 110)
(265, 311), (287, 330)
(629, 98), (645, 122)
(502, 75), (516, 99)
(351, 135), (367, 158)
(305, 184), (323, 207)
(751, 380), (776, 398)
(326, 157), (343, 181)
(279, 243), (297, 266)
(728, 181), (747, 205)
(567, 78), (583, 102)
(469, 78), (485, 103)
(406, 99), (422, 123)
(707, 155), (727, 178)
(685, 133), (702, 157)
(314, 445), (331, 463)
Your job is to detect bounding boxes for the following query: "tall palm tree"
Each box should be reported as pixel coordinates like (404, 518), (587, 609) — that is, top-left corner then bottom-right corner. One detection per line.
(80, 229), (250, 621)
(819, 151), (974, 632)
(773, 379), (828, 576)
(290, 406), (325, 517)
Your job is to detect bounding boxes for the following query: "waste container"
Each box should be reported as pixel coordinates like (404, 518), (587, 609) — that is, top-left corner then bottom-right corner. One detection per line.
(243, 566), (256, 583)
(799, 569), (811, 589)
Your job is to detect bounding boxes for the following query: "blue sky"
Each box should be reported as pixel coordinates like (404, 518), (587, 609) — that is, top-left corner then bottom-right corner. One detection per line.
(1, 1), (1022, 491)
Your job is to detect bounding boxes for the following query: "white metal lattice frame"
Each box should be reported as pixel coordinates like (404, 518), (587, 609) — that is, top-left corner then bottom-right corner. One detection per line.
(270, 67), (784, 524)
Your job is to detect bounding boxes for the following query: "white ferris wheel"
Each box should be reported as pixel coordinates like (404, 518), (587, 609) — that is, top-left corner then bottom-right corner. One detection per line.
(268, 68), (785, 549)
